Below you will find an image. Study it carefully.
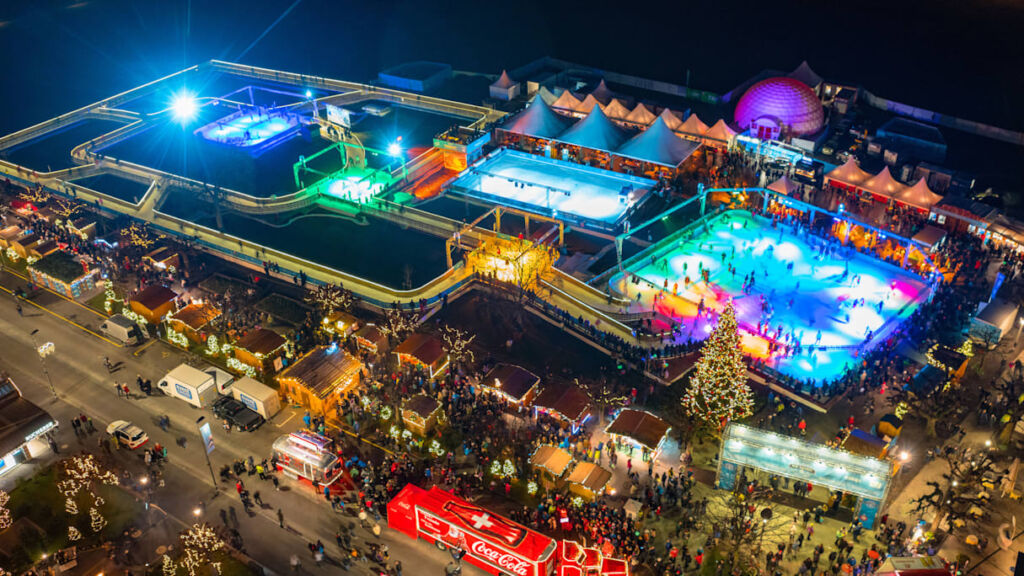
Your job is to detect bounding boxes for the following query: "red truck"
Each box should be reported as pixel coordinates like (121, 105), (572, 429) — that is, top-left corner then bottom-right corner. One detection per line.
(388, 484), (630, 576)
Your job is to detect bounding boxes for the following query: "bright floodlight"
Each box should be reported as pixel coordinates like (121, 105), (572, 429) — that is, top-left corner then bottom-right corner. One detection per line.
(171, 91), (199, 123)
(387, 142), (403, 156)
(305, 89), (312, 99)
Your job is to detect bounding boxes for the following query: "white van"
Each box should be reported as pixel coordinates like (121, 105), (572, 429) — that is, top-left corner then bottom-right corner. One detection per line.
(100, 314), (145, 346)
(157, 364), (234, 408)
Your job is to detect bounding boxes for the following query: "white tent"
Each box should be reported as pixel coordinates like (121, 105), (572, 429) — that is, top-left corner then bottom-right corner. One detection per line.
(704, 119), (737, 145)
(575, 94), (603, 115)
(677, 113), (709, 137)
(825, 157), (872, 188)
(861, 166), (907, 200)
(489, 70), (520, 101)
(789, 61), (824, 90)
(555, 105), (628, 152)
(767, 174), (801, 197)
(658, 109), (684, 131)
(501, 95), (574, 139)
(536, 86), (558, 106)
(615, 116), (701, 168)
(590, 79), (616, 105)
(603, 99), (632, 122)
(625, 103), (656, 126)
(895, 178), (943, 211)
(551, 91), (581, 114)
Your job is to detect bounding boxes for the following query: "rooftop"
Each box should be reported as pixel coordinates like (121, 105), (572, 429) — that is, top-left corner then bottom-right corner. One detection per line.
(235, 328), (287, 356)
(480, 363), (541, 401)
(131, 284), (178, 311)
(605, 409), (671, 450)
(279, 345), (362, 399)
(395, 333), (446, 366)
(29, 250), (91, 284)
(170, 301), (222, 331)
(403, 394), (441, 419)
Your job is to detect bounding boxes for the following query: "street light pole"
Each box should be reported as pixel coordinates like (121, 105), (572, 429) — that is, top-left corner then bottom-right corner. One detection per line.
(195, 416), (220, 496)
(29, 329), (58, 399)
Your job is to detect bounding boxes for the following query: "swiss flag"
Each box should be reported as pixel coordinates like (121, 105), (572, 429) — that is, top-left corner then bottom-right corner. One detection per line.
(444, 501), (525, 547)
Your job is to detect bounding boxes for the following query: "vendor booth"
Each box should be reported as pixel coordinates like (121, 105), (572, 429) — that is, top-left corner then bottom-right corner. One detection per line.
(717, 423), (892, 527)
(565, 461), (613, 501)
(277, 345), (363, 415)
(970, 298), (1019, 348)
(480, 363), (541, 406)
(533, 384), (592, 432)
(167, 301), (222, 344)
(233, 328), (289, 373)
(394, 333), (449, 379)
(27, 251), (96, 299)
(401, 394), (443, 436)
(128, 284), (179, 324)
(322, 310), (360, 336)
(529, 444), (573, 489)
(605, 409), (671, 460)
(354, 323), (387, 354)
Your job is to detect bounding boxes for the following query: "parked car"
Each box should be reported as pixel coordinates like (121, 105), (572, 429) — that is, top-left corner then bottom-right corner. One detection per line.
(212, 396), (264, 432)
(106, 420), (149, 449)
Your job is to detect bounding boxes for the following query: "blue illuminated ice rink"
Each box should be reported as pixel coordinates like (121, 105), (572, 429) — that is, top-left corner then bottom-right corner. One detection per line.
(195, 108), (303, 150)
(450, 149), (653, 228)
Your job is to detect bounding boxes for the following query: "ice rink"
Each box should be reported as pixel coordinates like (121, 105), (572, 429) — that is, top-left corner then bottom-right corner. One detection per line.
(195, 108), (302, 149)
(450, 149), (653, 227)
(616, 211), (932, 383)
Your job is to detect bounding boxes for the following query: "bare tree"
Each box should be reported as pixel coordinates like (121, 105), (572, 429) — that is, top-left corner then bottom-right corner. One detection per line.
(49, 196), (84, 220)
(887, 383), (960, 439)
(584, 378), (629, 425)
(122, 222), (160, 249)
(911, 446), (1002, 533)
(381, 309), (417, 344)
(305, 283), (355, 317)
(702, 488), (790, 573)
(441, 325), (476, 369)
(17, 185), (48, 206)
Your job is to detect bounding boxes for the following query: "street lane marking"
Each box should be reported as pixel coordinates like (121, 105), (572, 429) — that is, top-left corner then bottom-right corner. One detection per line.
(133, 338), (158, 356)
(0, 284), (123, 347)
(274, 412), (296, 427)
(3, 267), (108, 318)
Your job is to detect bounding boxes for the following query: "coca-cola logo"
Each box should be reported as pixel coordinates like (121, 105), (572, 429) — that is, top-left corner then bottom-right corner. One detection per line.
(470, 540), (530, 576)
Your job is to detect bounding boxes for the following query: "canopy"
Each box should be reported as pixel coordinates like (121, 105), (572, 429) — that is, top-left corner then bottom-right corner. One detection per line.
(861, 166), (907, 200)
(658, 108), (684, 131)
(566, 462), (613, 492)
(789, 61), (823, 88)
(603, 99), (631, 122)
(556, 105), (628, 152)
(625, 103), (656, 126)
(825, 157), (872, 188)
(551, 90), (581, 113)
(704, 119), (737, 143)
(575, 93), (603, 114)
(895, 178), (943, 211)
(615, 116), (701, 168)
(606, 409), (671, 450)
(677, 113), (709, 136)
(911, 225), (947, 249)
(536, 86), (558, 106)
(491, 70), (515, 89)
(590, 79), (615, 105)
(767, 174), (801, 196)
(502, 95), (574, 139)
(529, 444), (573, 477)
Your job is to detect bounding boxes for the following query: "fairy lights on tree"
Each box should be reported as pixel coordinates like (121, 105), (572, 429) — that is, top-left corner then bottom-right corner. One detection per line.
(123, 222), (161, 249)
(0, 489), (11, 530)
(441, 325), (475, 368)
(50, 197), (84, 219)
(178, 523), (225, 576)
(68, 526), (82, 542)
(681, 303), (753, 431)
(306, 283), (355, 317)
(58, 454), (118, 539)
(18, 186), (48, 206)
(90, 507), (107, 532)
(162, 554), (177, 576)
(382, 309), (416, 343)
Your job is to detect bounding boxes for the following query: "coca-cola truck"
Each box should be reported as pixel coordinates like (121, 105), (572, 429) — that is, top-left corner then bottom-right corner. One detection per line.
(387, 484), (629, 576)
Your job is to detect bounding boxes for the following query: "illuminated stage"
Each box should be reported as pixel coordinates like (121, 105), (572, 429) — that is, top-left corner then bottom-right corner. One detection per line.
(449, 149), (653, 230)
(194, 108), (305, 156)
(614, 211), (932, 383)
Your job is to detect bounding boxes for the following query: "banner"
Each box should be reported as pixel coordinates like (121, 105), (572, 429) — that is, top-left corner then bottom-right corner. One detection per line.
(199, 422), (215, 454)
(325, 104), (351, 128)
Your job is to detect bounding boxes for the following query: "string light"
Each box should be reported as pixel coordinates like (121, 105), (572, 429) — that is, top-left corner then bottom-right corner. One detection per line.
(90, 507), (107, 532)
(68, 526), (82, 541)
(162, 554), (177, 576)
(167, 327), (189, 348)
(527, 481), (538, 495)
(0, 490), (11, 530)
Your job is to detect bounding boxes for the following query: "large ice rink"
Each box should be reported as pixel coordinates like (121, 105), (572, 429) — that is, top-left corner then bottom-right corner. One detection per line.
(615, 211), (932, 383)
(450, 149), (653, 227)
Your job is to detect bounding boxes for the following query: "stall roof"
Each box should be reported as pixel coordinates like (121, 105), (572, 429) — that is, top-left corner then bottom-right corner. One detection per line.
(480, 363), (541, 401)
(395, 333), (446, 367)
(566, 461), (613, 492)
(603, 99), (631, 122)
(0, 379), (56, 458)
(235, 328), (287, 356)
(555, 105), (628, 151)
(170, 302), (221, 331)
(911, 225), (946, 249)
(575, 94), (603, 115)
(491, 70), (516, 89)
(606, 409), (671, 450)
(861, 166), (907, 200)
(589, 79), (616, 105)
(533, 384), (591, 423)
(29, 250), (89, 283)
(788, 61), (823, 88)
(976, 297), (1018, 328)
(625, 103), (656, 126)
(551, 90), (581, 113)
(502, 95), (574, 139)
(530, 444), (573, 477)
(403, 394), (441, 419)
(658, 109), (684, 131)
(842, 429), (887, 459)
(703, 119), (737, 142)
(279, 346), (362, 399)
(615, 117), (701, 168)
(825, 157), (872, 187)
(131, 284), (178, 311)
(677, 113), (709, 136)
(767, 174), (801, 197)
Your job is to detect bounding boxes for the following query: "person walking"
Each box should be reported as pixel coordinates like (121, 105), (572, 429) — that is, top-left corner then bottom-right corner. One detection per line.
(278, 508), (285, 528)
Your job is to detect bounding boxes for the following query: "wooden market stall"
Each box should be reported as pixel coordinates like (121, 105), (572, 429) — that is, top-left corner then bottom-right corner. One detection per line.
(128, 284), (179, 324)
(529, 444), (573, 489)
(233, 328), (289, 374)
(606, 409), (672, 459)
(322, 310), (360, 337)
(401, 394), (443, 436)
(27, 250), (96, 298)
(277, 345), (363, 416)
(167, 301), (222, 344)
(479, 363), (541, 406)
(565, 461), (614, 501)
(533, 384), (592, 432)
(354, 323), (387, 354)
(394, 333), (449, 379)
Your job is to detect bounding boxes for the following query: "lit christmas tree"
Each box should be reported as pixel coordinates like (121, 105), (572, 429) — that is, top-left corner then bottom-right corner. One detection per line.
(681, 302), (753, 431)
(0, 489), (11, 530)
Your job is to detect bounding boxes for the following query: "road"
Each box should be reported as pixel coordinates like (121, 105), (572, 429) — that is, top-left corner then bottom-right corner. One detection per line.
(0, 269), (477, 576)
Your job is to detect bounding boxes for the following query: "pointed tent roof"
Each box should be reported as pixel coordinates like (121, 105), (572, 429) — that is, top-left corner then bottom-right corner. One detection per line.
(658, 109), (684, 131)
(678, 113), (710, 136)
(789, 61), (823, 88)
(615, 116), (701, 168)
(625, 103), (656, 126)
(555, 105), (628, 152)
(591, 79), (615, 105)
(896, 178), (943, 210)
(704, 119), (737, 142)
(825, 157), (872, 187)
(502, 95), (574, 139)
(767, 174), (801, 196)
(603, 99), (631, 121)
(575, 93), (603, 114)
(861, 166), (907, 199)
(551, 90), (581, 112)
(536, 86), (558, 106)
(491, 70), (516, 89)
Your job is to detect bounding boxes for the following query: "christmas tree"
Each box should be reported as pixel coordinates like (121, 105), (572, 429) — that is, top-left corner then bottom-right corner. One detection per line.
(681, 302), (753, 430)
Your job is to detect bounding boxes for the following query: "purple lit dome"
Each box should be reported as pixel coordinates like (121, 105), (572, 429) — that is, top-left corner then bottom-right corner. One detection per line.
(734, 77), (824, 136)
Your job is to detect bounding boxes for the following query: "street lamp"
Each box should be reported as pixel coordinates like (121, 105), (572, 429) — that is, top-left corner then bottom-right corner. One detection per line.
(195, 416), (220, 496)
(29, 329), (58, 399)
(1017, 317), (1024, 341)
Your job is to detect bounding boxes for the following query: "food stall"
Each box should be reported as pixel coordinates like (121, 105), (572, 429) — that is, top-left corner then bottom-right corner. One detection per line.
(271, 431), (347, 493)
(529, 444), (573, 489)
(605, 409), (671, 460)
(479, 364), (541, 407)
(565, 462), (613, 501)
(401, 394), (443, 436)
